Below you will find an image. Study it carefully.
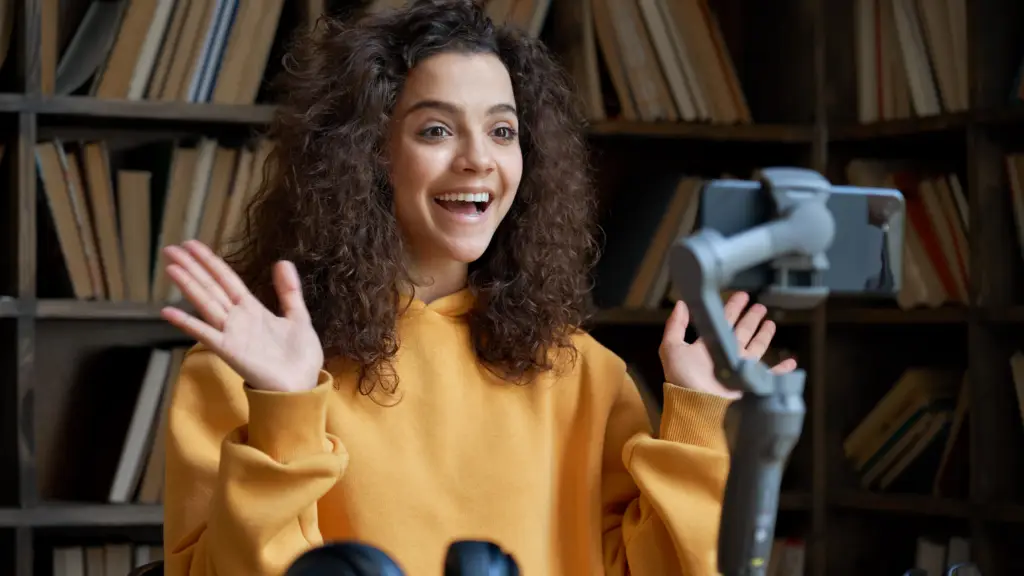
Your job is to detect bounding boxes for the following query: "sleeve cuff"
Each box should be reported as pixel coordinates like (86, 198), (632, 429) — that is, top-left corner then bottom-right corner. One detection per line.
(659, 382), (732, 452)
(244, 369), (334, 464)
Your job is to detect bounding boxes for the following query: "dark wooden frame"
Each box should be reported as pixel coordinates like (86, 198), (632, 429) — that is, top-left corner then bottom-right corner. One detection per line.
(5, 0), (1024, 574)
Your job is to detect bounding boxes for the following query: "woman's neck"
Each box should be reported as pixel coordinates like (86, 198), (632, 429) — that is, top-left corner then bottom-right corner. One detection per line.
(408, 255), (469, 304)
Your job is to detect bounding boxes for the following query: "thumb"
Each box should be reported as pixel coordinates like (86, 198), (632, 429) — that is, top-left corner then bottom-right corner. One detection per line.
(771, 358), (798, 374)
(661, 300), (690, 348)
(273, 261), (310, 322)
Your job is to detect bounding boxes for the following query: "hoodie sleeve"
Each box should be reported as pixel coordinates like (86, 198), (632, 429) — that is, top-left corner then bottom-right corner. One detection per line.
(163, 347), (349, 576)
(601, 371), (733, 575)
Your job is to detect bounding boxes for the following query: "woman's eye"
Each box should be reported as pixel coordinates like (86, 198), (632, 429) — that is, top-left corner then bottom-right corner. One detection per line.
(420, 125), (451, 139)
(493, 126), (518, 141)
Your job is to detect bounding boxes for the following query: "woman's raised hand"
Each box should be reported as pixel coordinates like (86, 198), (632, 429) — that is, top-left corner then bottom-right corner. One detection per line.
(159, 240), (324, 393)
(659, 291), (798, 399)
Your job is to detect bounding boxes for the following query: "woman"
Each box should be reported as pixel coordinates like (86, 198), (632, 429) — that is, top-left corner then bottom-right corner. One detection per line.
(159, 0), (797, 574)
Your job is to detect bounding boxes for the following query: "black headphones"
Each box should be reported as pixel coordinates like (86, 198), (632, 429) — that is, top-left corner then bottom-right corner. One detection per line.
(284, 540), (519, 576)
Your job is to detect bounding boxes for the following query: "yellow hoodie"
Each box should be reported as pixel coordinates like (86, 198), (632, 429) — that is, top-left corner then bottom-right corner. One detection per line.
(163, 289), (732, 575)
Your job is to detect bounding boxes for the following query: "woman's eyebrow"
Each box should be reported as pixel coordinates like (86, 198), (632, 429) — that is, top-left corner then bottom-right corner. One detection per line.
(405, 99), (517, 116)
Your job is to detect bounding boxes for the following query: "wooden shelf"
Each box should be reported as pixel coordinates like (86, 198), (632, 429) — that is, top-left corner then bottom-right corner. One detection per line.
(833, 492), (1024, 524)
(0, 504), (163, 527)
(15, 96), (1012, 145)
(979, 306), (1024, 323)
(0, 94), (818, 142)
(825, 305), (970, 324)
(11, 299), (204, 321)
(0, 94), (276, 125)
(982, 501), (1024, 523)
(829, 105), (1024, 141)
(36, 299), (169, 320)
(587, 119), (814, 142)
(830, 112), (971, 141)
(833, 491), (972, 519)
(32, 96), (277, 125)
(976, 104), (1024, 126)
(11, 94), (1014, 142)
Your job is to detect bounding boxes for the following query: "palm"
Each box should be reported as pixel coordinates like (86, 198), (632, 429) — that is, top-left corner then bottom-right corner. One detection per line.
(160, 240), (324, 393)
(670, 337), (717, 384)
(217, 299), (323, 392)
(660, 292), (797, 399)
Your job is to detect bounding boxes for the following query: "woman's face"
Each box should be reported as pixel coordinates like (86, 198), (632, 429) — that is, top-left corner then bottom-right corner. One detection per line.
(388, 51), (523, 267)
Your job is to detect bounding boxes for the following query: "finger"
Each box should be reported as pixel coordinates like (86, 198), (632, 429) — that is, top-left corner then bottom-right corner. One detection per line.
(161, 306), (223, 349)
(723, 291), (750, 326)
(274, 261), (310, 322)
(661, 300), (690, 348)
(183, 240), (252, 304)
(743, 318), (776, 359)
(734, 302), (768, 349)
(771, 358), (798, 374)
(166, 264), (229, 329)
(739, 313), (773, 357)
(164, 245), (233, 312)
(722, 389), (743, 400)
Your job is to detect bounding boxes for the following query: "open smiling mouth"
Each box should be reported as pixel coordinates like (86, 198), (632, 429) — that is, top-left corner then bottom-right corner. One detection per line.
(433, 192), (494, 216)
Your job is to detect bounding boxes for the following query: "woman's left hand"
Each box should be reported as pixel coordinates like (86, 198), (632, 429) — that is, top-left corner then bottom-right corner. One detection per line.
(659, 291), (798, 399)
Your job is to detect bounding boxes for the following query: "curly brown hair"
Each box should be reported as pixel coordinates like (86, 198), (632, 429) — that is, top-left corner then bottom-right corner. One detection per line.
(227, 0), (599, 394)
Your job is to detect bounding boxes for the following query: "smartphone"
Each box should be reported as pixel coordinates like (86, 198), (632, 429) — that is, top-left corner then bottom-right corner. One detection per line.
(695, 176), (905, 299)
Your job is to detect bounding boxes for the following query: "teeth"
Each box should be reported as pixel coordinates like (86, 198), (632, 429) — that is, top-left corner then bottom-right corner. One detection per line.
(436, 192), (491, 203)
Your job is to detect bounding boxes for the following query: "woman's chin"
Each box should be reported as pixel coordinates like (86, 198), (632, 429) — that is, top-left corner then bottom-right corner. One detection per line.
(439, 237), (494, 264)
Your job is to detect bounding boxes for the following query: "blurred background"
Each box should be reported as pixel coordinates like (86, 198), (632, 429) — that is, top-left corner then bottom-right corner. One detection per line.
(0, 0), (1022, 574)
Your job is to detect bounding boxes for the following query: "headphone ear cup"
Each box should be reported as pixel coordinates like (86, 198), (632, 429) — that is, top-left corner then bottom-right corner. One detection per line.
(285, 542), (405, 576)
(444, 541), (519, 576)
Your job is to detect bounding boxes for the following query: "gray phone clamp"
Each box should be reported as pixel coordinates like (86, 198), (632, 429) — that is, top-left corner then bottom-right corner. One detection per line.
(757, 167), (835, 310)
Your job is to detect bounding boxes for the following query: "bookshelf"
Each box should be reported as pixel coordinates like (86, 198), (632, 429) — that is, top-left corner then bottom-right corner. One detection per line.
(2, 0), (1024, 574)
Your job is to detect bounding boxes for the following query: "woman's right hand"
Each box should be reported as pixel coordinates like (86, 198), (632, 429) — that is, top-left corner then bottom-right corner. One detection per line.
(159, 240), (325, 393)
